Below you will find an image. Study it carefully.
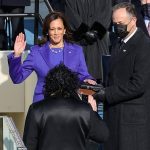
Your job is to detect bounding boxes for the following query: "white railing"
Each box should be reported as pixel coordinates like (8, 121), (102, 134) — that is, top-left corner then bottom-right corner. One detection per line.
(0, 116), (26, 150)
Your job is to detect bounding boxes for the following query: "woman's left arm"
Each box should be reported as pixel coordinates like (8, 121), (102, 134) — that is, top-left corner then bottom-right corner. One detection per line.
(78, 47), (96, 84)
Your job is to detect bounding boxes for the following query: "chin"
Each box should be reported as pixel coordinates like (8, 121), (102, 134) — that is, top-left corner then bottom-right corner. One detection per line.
(55, 41), (61, 44)
(52, 40), (61, 44)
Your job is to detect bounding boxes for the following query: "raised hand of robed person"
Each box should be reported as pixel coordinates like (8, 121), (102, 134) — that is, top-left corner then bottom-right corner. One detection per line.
(88, 95), (97, 112)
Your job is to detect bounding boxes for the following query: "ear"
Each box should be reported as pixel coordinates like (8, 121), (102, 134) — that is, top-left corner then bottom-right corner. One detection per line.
(64, 29), (66, 34)
(132, 17), (137, 22)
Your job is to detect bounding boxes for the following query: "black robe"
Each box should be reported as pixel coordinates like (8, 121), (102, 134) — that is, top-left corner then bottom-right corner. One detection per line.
(64, 0), (112, 80)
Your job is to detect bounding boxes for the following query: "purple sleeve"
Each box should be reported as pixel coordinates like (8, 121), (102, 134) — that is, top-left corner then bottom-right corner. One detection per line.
(78, 47), (94, 81)
(7, 50), (34, 84)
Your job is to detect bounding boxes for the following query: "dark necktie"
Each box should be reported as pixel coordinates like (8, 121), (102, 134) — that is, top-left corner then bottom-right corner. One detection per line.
(116, 39), (125, 54)
(119, 40), (125, 50)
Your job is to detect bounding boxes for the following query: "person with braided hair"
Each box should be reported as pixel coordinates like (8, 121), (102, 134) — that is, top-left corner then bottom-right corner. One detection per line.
(23, 64), (109, 150)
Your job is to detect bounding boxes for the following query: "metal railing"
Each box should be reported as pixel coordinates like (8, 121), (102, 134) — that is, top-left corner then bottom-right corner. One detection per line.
(0, 0), (53, 47)
(0, 116), (27, 150)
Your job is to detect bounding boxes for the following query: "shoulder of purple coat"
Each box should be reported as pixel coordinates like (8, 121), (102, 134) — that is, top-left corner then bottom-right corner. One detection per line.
(64, 41), (82, 50)
(30, 44), (42, 51)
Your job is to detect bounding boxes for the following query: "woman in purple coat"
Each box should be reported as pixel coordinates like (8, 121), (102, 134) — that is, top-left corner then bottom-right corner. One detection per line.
(8, 12), (96, 103)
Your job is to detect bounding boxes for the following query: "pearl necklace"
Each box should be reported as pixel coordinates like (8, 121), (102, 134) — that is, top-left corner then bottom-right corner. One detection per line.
(50, 47), (64, 54)
(49, 44), (64, 54)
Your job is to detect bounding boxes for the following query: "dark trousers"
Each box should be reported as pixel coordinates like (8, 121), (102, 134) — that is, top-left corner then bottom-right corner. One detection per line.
(0, 6), (25, 50)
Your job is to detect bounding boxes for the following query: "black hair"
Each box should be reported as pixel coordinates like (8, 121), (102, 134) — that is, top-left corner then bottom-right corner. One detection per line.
(113, 2), (137, 18)
(43, 63), (80, 99)
(38, 11), (73, 45)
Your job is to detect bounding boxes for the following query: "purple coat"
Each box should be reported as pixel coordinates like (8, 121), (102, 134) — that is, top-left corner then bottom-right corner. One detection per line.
(8, 41), (93, 102)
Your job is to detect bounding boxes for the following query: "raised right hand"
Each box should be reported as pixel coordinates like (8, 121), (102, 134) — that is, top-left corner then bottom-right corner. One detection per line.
(14, 33), (26, 57)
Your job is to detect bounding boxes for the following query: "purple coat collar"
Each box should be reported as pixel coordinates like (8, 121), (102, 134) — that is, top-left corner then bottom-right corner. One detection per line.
(38, 41), (75, 68)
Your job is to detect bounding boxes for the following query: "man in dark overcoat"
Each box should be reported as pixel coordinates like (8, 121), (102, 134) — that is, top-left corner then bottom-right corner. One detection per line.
(64, 0), (112, 81)
(93, 2), (150, 150)
(0, 0), (30, 50)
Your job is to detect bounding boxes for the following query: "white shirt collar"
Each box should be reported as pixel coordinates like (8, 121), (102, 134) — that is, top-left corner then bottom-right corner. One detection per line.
(123, 27), (137, 43)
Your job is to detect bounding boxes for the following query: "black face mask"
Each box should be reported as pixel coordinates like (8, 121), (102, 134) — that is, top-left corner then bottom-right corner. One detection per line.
(113, 23), (129, 39)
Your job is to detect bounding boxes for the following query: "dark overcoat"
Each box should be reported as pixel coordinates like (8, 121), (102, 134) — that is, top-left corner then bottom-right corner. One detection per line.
(64, 0), (112, 79)
(104, 29), (150, 150)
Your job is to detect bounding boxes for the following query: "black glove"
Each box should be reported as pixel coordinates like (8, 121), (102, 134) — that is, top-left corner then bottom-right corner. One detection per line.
(84, 30), (98, 44)
(91, 22), (107, 40)
(73, 23), (89, 41)
(93, 86), (106, 103)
